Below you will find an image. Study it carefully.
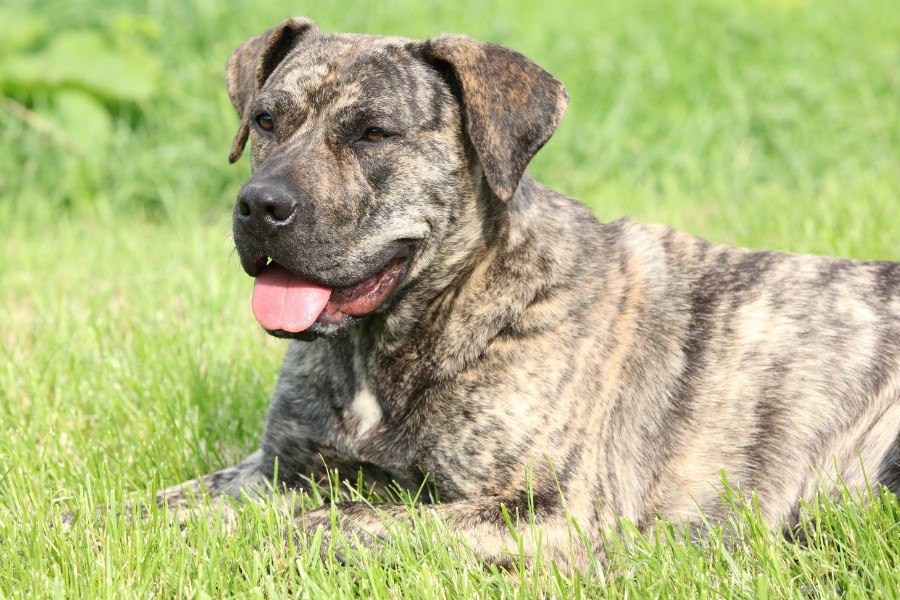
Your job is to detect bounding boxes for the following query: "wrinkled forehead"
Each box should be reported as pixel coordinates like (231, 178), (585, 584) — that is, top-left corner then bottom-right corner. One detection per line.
(261, 34), (437, 110)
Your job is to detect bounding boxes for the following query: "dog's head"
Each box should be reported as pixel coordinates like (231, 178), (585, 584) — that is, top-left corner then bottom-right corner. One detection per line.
(226, 18), (568, 339)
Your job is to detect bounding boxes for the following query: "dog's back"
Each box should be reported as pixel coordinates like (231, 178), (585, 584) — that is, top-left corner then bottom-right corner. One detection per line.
(589, 218), (900, 529)
(453, 177), (900, 532)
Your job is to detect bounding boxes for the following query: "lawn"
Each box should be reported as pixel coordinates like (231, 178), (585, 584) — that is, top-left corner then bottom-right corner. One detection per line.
(1, 0), (898, 597)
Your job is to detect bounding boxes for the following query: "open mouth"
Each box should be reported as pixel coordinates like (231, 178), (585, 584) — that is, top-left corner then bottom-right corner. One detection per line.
(250, 249), (412, 333)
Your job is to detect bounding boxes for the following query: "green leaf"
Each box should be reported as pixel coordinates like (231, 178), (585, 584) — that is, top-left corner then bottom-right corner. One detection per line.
(1, 29), (161, 102)
(0, 8), (48, 54)
(48, 89), (114, 153)
(46, 30), (161, 102)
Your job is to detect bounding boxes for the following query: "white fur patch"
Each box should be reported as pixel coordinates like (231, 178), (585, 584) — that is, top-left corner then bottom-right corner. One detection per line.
(349, 382), (383, 437)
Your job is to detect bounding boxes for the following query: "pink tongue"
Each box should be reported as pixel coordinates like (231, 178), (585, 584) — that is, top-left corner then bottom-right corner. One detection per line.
(251, 263), (333, 332)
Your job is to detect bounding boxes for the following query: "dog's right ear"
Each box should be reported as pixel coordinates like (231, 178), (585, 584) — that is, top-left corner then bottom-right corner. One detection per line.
(225, 17), (318, 163)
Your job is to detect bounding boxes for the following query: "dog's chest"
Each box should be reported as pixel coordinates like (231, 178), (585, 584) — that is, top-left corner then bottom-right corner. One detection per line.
(342, 379), (383, 439)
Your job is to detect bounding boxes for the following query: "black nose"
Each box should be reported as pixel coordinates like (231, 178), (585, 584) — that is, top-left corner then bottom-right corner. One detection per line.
(235, 182), (296, 231)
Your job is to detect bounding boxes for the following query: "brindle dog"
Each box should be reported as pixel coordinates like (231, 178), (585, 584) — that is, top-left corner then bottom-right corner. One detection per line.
(158, 17), (900, 571)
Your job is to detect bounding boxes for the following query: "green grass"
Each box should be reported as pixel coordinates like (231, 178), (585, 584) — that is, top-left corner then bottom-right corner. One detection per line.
(1, 0), (899, 596)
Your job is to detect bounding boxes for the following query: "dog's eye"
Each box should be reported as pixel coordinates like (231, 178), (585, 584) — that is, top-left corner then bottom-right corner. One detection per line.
(255, 113), (274, 132)
(363, 127), (387, 142)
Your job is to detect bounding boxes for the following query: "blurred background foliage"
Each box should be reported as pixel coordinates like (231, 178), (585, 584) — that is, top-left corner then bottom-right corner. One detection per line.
(1, 10), (161, 149)
(0, 0), (898, 255)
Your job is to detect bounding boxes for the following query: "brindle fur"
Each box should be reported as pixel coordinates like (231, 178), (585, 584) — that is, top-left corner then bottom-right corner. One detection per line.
(157, 18), (900, 571)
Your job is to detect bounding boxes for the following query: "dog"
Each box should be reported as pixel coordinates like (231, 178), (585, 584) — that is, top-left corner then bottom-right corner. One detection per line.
(157, 17), (900, 571)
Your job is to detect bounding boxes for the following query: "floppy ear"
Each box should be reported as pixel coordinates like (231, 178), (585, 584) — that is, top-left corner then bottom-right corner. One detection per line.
(422, 35), (568, 202)
(225, 17), (318, 163)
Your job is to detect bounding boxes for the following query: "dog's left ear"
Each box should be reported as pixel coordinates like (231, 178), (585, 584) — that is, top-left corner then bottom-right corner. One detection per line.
(225, 17), (318, 163)
(421, 36), (568, 202)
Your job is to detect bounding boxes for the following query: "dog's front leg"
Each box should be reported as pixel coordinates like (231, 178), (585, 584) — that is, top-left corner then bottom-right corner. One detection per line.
(153, 450), (275, 522)
(297, 496), (602, 573)
(155, 448), (398, 522)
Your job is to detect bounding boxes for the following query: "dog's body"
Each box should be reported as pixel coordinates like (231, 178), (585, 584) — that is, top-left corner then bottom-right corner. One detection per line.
(160, 18), (900, 570)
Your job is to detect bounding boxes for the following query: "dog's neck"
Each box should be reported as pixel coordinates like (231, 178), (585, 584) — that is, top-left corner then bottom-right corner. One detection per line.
(360, 173), (598, 384)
